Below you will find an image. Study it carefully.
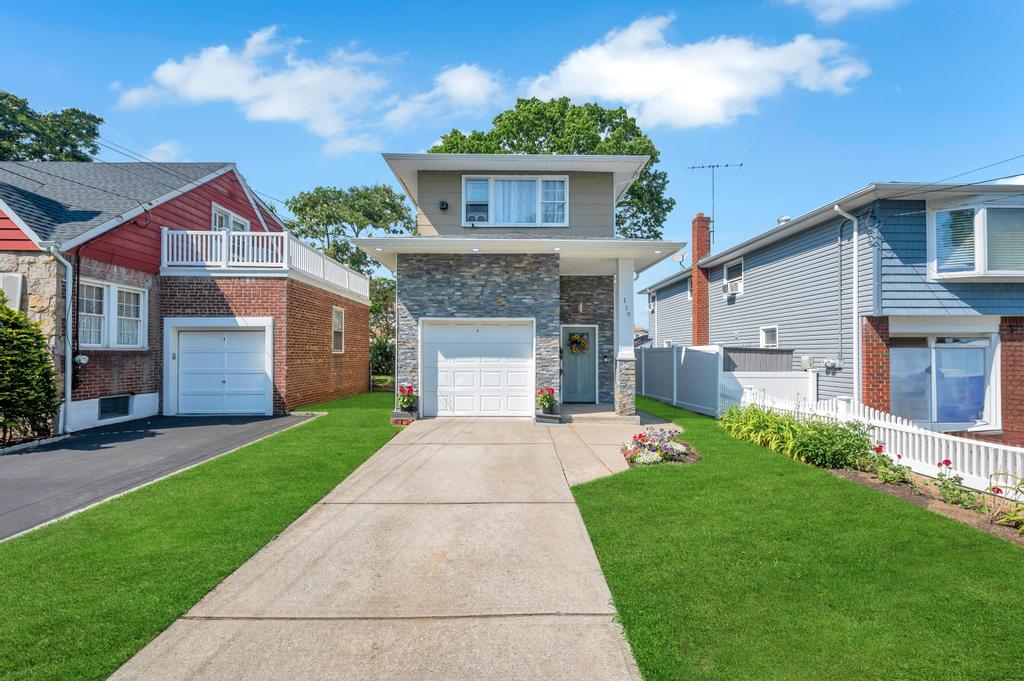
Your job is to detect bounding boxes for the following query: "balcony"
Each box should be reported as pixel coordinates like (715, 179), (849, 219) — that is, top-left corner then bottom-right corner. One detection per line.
(160, 228), (369, 299)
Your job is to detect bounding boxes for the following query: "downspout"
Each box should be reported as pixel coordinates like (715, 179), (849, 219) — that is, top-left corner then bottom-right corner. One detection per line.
(41, 243), (74, 434)
(833, 206), (861, 404)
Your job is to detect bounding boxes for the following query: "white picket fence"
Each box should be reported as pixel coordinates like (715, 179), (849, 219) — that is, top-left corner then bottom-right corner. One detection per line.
(741, 387), (1024, 495)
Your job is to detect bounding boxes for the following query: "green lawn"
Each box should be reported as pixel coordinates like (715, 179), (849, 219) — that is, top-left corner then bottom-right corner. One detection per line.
(573, 397), (1024, 681)
(0, 392), (398, 681)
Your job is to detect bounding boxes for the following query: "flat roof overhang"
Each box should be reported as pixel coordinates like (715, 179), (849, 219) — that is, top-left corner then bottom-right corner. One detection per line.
(353, 237), (685, 276)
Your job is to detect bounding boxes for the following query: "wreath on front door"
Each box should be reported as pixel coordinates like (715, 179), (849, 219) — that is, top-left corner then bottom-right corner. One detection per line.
(568, 333), (590, 355)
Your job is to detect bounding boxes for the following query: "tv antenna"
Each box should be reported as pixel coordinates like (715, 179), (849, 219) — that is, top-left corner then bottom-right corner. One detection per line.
(687, 162), (743, 243)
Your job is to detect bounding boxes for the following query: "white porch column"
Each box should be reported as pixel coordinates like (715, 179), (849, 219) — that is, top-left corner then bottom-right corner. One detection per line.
(615, 258), (635, 360)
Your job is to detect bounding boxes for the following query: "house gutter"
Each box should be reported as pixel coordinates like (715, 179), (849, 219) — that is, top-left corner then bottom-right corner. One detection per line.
(833, 206), (861, 404)
(40, 242), (74, 434)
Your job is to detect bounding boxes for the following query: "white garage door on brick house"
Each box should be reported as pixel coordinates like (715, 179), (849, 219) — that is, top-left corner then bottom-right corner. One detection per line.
(177, 330), (269, 414)
(420, 320), (535, 417)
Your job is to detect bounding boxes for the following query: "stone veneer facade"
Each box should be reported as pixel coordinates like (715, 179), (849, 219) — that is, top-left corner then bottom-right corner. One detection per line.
(396, 253), (562, 402)
(397, 255), (634, 415)
(559, 275), (614, 404)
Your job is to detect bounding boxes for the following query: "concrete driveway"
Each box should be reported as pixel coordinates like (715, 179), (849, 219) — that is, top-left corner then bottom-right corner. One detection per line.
(0, 414), (311, 540)
(112, 417), (654, 680)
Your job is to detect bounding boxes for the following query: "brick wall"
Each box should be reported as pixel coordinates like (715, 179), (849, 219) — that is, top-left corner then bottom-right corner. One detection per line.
(861, 316), (890, 411)
(966, 317), (1024, 446)
(691, 213), (711, 346)
(72, 257), (160, 401)
(160, 277), (289, 412)
(285, 279), (369, 408)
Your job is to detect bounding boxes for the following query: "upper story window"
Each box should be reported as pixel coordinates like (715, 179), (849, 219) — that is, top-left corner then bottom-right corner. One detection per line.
(212, 203), (251, 232)
(929, 202), (1024, 279)
(462, 176), (568, 227)
(78, 279), (147, 350)
(331, 307), (345, 353)
(723, 260), (744, 296)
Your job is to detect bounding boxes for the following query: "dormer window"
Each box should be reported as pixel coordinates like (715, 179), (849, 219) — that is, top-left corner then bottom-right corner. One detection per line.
(462, 175), (568, 227)
(929, 202), (1024, 279)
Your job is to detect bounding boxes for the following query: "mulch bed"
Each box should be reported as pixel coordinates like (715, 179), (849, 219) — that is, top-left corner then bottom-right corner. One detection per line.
(831, 468), (1024, 549)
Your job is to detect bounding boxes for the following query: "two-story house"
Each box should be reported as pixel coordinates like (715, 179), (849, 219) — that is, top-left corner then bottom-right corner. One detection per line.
(643, 183), (1024, 445)
(0, 162), (370, 434)
(355, 153), (683, 419)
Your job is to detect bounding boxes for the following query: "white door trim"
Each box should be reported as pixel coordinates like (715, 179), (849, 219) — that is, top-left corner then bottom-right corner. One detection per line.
(163, 316), (275, 416)
(560, 323), (599, 404)
(417, 317), (536, 417)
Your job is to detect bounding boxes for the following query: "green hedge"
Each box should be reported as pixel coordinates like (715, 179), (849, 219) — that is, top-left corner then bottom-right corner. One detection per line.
(0, 291), (60, 446)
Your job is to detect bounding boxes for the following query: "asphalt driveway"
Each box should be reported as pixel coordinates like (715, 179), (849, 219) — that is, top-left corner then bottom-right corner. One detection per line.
(0, 414), (311, 540)
(111, 417), (652, 680)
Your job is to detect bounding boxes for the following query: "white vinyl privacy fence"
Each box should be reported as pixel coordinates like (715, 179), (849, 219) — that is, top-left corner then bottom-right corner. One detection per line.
(637, 345), (817, 417)
(742, 388), (1024, 495)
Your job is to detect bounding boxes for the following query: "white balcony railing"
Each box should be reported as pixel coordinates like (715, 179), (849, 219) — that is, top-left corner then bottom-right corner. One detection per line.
(161, 228), (369, 299)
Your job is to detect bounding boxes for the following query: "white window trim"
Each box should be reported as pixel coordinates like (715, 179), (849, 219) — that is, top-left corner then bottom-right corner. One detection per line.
(890, 332), (1001, 433)
(927, 199), (1024, 281)
(722, 259), (744, 298)
(332, 306), (345, 354)
(461, 175), (569, 228)
(759, 325), (779, 349)
(687, 280), (692, 301)
(78, 278), (148, 350)
(211, 202), (252, 232)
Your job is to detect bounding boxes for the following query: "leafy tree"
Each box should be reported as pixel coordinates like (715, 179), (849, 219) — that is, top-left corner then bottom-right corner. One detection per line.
(430, 97), (675, 239)
(0, 291), (61, 445)
(0, 91), (102, 162)
(370, 335), (394, 378)
(370, 277), (396, 340)
(284, 185), (414, 275)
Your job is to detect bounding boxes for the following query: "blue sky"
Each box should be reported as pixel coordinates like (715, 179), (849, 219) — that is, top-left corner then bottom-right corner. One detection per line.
(4, 1), (1024, 326)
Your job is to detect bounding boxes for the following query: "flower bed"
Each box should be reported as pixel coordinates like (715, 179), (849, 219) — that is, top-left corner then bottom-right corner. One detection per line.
(622, 427), (700, 466)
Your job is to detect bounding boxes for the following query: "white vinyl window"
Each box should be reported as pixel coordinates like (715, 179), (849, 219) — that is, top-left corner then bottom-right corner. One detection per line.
(211, 203), (251, 232)
(462, 176), (568, 227)
(722, 260), (743, 296)
(759, 326), (779, 349)
(78, 280), (147, 349)
(889, 335), (999, 431)
(929, 203), (1024, 279)
(332, 307), (345, 353)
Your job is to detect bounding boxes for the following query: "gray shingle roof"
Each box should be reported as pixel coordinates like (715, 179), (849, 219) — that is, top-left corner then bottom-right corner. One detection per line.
(0, 162), (230, 244)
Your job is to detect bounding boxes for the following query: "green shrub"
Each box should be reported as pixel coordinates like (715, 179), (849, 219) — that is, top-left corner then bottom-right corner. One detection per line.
(0, 292), (60, 445)
(720, 404), (871, 470)
(369, 335), (394, 377)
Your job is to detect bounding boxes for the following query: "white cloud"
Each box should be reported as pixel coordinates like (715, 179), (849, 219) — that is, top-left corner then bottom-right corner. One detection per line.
(526, 15), (870, 129)
(145, 140), (185, 161)
(384, 64), (501, 128)
(997, 175), (1024, 185)
(118, 26), (388, 155)
(784, 0), (905, 23)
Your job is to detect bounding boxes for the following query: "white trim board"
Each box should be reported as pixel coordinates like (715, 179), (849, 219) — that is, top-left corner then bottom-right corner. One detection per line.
(889, 315), (1001, 336)
(162, 316), (275, 416)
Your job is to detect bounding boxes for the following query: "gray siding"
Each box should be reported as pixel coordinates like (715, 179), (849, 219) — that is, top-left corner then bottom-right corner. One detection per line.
(650, 276), (692, 347)
(415, 170), (614, 238)
(707, 209), (874, 400)
(877, 199), (1024, 316)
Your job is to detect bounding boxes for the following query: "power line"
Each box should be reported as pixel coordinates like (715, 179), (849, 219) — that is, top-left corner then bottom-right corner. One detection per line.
(884, 153), (1024, 200)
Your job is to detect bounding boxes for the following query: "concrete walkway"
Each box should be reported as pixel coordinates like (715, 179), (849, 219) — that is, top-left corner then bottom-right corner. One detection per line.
(112, 417), (655, 680)
(0, 414), (311, 541)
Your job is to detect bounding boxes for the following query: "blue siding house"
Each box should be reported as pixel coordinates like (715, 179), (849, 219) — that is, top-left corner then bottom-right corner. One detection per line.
(643, 183), (1024, 446)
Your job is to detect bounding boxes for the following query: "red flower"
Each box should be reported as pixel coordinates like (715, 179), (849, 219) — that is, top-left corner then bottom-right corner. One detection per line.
(942, 459), (952, 467)
(546, 387), (554, 395)
(874, 444), (885, 453)
(993, 487), (1004, 496)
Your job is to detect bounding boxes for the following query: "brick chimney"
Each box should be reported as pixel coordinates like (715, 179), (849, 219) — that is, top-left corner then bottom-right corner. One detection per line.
(691, 212), (711, 345)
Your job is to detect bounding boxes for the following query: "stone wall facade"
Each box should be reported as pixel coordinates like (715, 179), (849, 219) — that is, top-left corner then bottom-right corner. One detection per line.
(614, 359), (636, 416)
(559, 275), (614, 404)
(0, 251), (61, 354)
(396, 253), (561, 402)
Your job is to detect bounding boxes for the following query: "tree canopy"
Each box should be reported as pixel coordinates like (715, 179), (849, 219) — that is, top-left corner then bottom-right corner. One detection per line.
(284, 185), (414, 275)
(0, 91), (102, 162)
(430, 97), (675, 239)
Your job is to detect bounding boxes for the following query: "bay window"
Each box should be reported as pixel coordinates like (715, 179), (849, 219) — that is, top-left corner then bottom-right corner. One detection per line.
(78, 280), (147, 349)
(462, 176), (568, 227)
(889, 335), (998, 430)
(929, 202), (1024, 279)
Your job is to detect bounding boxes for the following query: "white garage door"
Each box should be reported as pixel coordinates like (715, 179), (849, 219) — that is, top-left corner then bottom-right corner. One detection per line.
(178, 330), (268, 414)
(421, 321), (534, 417)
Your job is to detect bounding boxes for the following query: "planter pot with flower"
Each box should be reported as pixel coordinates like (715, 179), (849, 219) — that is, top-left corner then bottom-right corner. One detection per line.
(392, 384), (419, 425)
(536, 387), (557, 414)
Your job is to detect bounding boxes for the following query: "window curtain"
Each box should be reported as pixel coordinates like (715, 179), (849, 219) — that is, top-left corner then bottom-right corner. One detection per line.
(935, 209), (975, 273)
(493, 180), (536, 224)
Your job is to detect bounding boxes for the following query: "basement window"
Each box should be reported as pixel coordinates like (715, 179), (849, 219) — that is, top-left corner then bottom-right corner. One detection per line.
(98, 395), (130, 420)
(759, 326), (779, 349)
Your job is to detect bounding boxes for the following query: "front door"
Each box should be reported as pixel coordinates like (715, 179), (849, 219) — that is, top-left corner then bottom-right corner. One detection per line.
(561, 326), (597, 403)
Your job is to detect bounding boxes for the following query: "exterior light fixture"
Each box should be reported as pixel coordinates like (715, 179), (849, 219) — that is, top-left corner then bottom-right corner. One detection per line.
(553, 247), (561, 251)
(471, 247), (480, 252)
(439, 200), (449, 210)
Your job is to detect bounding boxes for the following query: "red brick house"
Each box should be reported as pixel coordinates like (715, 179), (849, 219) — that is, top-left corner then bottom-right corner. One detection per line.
(0, 162), (369, 433)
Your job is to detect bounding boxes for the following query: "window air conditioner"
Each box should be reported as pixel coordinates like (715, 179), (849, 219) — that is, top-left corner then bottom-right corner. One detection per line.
(723, 280), (741, 296)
